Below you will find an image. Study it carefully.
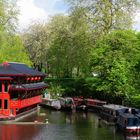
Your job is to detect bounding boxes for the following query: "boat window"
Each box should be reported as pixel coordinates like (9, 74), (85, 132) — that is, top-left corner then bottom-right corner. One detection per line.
(4, 99), (8, 109)
(127, 118), (138, 126)
(116, 111), (119, 116)
(4, 82), (8, 92)
(0, 83), (2, 92)
(133, 118), (138, 126)
(0, 99), (2, 109)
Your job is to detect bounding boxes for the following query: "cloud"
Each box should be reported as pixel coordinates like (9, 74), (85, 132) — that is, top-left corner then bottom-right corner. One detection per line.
(17, 0), (68, 30)
(133, 11), (140, 31)
(17, 0), (49, 30)
(34, 0), (68, 14)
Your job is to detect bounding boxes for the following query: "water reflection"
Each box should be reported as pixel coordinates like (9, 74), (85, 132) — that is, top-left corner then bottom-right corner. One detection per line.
(0, 108), (128, 140)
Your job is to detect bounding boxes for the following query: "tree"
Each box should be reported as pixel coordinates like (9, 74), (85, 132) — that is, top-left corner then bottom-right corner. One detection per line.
(0, 35), (31, 65)
(66, 0), (139, 35)
(90, 30), (140, 102)
(0, 0), (31, 65)
(0, 0), (18, 32)
(47, 14), (91, 77)
(22, 22), (49, 71)
(47, 15), (73, 77)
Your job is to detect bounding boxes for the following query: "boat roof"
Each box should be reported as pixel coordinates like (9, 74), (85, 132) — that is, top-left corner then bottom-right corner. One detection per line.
(119, 113), (138, 119)
(85, 99), (106, 103)
(103, 104), (128, 111)
(135, 113), (140, 118)
(0, 62), (46, 76)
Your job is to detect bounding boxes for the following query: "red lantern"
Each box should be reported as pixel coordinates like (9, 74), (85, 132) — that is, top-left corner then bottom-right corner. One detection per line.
(31, 77), (34, 81)
(35, 77), (38, 80)
(27, 77), (30, 81)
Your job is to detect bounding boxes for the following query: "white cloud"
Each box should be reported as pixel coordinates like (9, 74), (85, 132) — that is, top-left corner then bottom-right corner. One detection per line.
(17, 0), (68, 31)
(17, 0), (49, 30)
(133, 11), (140, 31)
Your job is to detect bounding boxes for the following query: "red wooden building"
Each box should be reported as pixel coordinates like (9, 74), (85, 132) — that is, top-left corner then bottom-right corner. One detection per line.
(0, 62), (47, 120)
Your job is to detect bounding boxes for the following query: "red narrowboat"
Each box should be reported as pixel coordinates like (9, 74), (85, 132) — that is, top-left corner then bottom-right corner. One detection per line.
(85, 99), (106, 112)
(73, 97), (87, 111)
(0, 62), (47, 120)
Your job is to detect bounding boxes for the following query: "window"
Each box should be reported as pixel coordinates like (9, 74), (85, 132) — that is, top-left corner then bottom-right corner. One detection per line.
(10, 91), (18, 100)
(4, 99), (8, 109)
(4, 83), (8, 92)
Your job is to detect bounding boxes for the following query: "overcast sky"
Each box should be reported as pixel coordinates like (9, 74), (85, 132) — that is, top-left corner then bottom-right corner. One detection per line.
(17, 0), (140, 31)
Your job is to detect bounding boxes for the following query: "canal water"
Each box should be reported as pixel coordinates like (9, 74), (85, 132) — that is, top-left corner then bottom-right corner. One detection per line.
(0, 107), (130, 140)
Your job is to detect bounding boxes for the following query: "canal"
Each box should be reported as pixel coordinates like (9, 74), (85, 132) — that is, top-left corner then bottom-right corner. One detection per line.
(0, 107), (130, 140)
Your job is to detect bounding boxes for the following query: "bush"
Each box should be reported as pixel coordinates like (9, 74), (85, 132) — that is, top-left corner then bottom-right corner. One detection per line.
(130, 95), (140, 108)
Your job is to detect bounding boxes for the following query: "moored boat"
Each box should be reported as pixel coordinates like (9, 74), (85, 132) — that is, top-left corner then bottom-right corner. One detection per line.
(40, 98), (61, 110)
(117, 108), (140, 134)
(59, 97), (75, 111)
(73, 97), (87, 111)
(100, 104), (128, 125)
(85, 98), (106, 113)
(117, 113), (140, 134)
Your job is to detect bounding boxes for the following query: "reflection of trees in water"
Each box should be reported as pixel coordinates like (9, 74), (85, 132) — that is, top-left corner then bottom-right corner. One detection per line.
(71, 112), (95, 140)
(65, 112), (88, 124)
(47, 111), (66, 124)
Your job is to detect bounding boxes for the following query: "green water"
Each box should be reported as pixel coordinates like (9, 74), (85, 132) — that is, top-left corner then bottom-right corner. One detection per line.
(0, 108), (129, 140)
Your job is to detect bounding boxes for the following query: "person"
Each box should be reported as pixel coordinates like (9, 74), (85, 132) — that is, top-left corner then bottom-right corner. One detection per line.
(44, 91), (51, 99)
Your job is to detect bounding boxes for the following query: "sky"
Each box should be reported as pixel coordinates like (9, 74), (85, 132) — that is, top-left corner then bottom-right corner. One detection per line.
(17, 0), (68, 30)
(17, 0), (140, 31)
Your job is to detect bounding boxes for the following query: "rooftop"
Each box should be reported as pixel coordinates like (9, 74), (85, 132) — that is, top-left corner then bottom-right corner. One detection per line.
(0, 62), (46, 77)
(103, 104), (128, 110)
(120, 113), (137, 118)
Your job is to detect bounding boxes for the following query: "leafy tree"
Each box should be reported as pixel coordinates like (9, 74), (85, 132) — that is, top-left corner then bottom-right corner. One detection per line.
(90, 30), (140, 102)
(0, 35), (31, 65)
(47, 14), (91, 77)
(22, 22), (49, 71)
(66, 0), (139, 35)
(0, 0), (18, 32)
(0, 0), (31, 65)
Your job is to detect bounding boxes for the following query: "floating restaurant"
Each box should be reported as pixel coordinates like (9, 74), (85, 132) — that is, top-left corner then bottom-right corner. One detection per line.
(0, 62), (47, 120)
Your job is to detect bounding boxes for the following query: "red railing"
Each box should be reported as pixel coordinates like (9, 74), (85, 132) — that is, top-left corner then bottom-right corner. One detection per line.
(19, 95), (42, 108)
(10, 100), (19, 108)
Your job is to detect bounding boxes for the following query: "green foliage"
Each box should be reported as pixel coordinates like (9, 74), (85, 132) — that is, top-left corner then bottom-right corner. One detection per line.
(0, 0), (31, 65)
(130, 95), (140, 108)
(66, 0), (139, 35)
(90, 30), (140, 100)
(0, 35), (31, 65)
(0, 0), (18, 32)
(21, 0), (140, 106)
(45, 78), (98, 98)
(22, 23), (49, 71)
